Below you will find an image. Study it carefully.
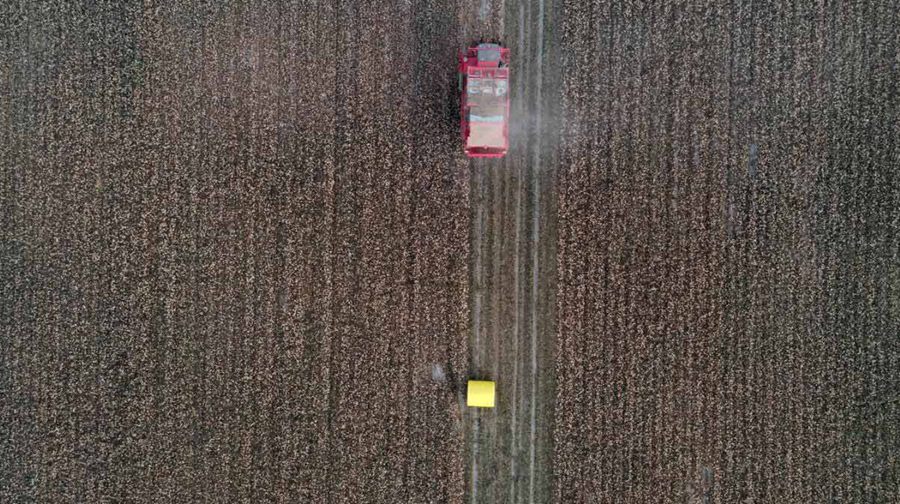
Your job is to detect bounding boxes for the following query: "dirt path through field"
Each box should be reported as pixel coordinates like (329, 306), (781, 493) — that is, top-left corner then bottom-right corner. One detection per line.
(463, 0), (561, 502)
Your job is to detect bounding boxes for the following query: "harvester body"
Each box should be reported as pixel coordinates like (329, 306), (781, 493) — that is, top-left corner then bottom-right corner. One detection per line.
(459, 43), (510, 158)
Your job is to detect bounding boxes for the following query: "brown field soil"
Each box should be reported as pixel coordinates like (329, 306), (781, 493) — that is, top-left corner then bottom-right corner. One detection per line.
(1, 1), (897, 503)
(554, 1), (899, 503)
(2, 2), (470, 502)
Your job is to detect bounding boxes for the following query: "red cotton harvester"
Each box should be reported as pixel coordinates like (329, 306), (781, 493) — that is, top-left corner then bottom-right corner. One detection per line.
(459, 42), (510, 158)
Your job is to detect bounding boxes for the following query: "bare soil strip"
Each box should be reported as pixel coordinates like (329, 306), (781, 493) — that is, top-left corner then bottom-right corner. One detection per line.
(464, 0), (560, 502)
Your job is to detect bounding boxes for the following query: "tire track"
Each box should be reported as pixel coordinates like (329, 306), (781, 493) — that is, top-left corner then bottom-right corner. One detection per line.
(527, 1), (545, 500)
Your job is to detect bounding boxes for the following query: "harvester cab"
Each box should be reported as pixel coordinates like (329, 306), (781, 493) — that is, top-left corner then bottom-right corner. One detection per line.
(459, 42), (510, 158)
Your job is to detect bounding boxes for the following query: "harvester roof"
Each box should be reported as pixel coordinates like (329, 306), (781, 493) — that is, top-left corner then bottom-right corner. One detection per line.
(466, 72), (508, 149)
(459, 42), (510, 157)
